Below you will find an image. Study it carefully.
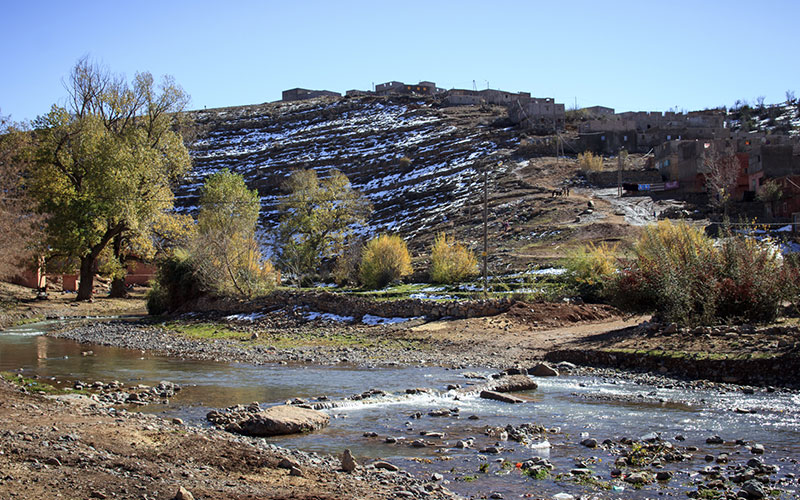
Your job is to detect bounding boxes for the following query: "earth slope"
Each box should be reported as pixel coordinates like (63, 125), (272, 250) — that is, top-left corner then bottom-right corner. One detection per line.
(181, 96), (520, 241)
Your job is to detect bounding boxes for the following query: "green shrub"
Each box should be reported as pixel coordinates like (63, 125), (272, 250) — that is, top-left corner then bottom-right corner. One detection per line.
(359, 234), (412, 289)
(611, 220), (789, 325)
(565, 241), (618, 302)
(429, 232), (478, 284)
(146, 250), (204, 315)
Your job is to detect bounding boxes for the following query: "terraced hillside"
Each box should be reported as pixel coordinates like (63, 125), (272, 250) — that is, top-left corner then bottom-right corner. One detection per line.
(179, 95), (650, 272)
(180, 96), (521, 243)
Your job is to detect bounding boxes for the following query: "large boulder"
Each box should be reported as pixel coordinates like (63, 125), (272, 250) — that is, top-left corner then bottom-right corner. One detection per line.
(480, 390), (525, 404)
(490, 375), (538, 393)
(226, 405), (329, 436)
(529, 363), (559, 377)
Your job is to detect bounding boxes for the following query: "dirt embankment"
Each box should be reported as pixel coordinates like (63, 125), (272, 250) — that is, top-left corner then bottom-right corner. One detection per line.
(0, 380), (456, 500)
(0, 282), (147, 329)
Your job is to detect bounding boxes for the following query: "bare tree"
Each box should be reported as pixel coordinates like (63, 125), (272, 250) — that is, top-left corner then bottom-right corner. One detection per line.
(0, 113), (44, 280)
(704, 144), (740, 216)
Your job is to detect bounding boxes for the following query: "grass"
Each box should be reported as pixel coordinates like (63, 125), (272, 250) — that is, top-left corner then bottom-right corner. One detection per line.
(1, 371), (84, 395)
(164, 322), (250, 341)
(162, 320), (429, 351)
(603, 348), (779, 362)
(12, 316), (45, 327)
(522, 467), (550, 480)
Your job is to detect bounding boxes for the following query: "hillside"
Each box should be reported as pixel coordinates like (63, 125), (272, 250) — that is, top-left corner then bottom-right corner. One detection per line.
(179, 96), (649, 268)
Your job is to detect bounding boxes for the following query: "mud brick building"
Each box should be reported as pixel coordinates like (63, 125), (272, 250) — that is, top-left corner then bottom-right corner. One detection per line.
(282, 88), (342, 101)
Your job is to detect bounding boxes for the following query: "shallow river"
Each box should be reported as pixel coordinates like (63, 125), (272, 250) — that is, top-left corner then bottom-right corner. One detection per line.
(2, 319), (799, 499)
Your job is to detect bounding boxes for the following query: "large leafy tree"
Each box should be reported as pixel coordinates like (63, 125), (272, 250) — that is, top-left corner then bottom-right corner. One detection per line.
(31, 58), (191, 300)
(276, 169), (372, 284)
(191, 169), (277, 298)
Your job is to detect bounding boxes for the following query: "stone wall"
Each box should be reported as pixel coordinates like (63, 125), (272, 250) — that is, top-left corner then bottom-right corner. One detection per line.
(260, 291), (513, 320)
(585, 169), (662, 187)
(184, 290), (514, 321)
(545, 349), (800, 388)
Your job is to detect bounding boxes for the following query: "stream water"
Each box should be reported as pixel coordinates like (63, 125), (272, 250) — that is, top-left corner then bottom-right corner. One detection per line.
(2, 319), (798, 499)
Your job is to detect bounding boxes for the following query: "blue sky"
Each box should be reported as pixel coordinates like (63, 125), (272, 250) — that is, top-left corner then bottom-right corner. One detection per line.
(2, 0), (797, 122)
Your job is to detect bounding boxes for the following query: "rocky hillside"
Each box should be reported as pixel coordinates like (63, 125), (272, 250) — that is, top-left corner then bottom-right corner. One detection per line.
(180, 96), (522, 243)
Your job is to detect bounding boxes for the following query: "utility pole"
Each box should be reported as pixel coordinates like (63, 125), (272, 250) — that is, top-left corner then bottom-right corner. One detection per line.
(482, 161), (502, 298)
(482, 165), (488, 298)
(618, 150), (624, 197)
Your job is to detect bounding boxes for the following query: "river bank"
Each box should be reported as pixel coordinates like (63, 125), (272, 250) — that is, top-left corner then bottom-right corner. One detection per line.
(5, 315), (800, 499)
(0, 378), (458, 500)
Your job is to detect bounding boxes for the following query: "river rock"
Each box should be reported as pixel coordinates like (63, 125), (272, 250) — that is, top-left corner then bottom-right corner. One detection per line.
(173, 487), (194, 500)
(750, 443), (765, 454)
(624, 472), (650, 484)
(656, 471), (673, 481)
(480, 390), (524, 404)
(741, 479), (767, 498)
(373, 461), (400, 472)
(341, 449), (357, 472)
(529, 363), (559, 377)
(489, 375), (538, 393)
(226, 405), (329, 436)
(706, 435), (724, 444)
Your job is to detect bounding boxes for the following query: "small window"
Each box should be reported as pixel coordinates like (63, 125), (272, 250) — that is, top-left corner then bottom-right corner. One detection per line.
(624, 135), (628, 141)
(601, 135), (606, 141)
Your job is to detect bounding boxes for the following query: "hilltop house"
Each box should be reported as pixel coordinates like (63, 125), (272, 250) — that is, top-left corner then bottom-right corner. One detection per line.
(580, 109), (729, 154)
(654, 135), (800, 207)
(282, 88), (342, 101)
(374, 81), (438, 96)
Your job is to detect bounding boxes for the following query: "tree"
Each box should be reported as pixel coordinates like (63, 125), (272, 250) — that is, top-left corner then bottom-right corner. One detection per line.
(276, 169), (372, 284)
(756, 179), (783, 216)
(0, 113), (44, 280)
(30, 57), (191, 300)
(703, 145), (740, 216)
(191, 169), (277, 298)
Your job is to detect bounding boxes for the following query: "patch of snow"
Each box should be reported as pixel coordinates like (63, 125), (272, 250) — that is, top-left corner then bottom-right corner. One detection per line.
(362, 314), (422, 325)
(304, 311), (354, 323)
(225, 312), (266, 322)
(409, 293), (454, 300)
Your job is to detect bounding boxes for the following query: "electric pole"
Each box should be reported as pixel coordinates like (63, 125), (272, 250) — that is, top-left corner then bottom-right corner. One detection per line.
(483, 165), (488, 298)
(618, 150), (624, 197)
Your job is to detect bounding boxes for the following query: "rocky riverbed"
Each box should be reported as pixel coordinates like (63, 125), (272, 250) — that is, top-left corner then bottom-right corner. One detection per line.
(4, 317), (800, 499)
(0, 377), (460, 500)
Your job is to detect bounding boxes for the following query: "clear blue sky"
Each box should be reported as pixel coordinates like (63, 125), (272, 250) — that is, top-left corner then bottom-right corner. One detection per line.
(2, 0), (797, 122)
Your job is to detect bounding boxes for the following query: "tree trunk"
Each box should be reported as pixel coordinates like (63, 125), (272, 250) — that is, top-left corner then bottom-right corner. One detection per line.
(108, 235), (129, 298)
(76, 255), (95, 301)
(109, 278), (128, 298)
(75, 224), (125, 301)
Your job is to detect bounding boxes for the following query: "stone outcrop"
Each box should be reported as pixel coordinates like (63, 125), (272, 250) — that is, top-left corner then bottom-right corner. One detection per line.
(207, 403), (329, 436)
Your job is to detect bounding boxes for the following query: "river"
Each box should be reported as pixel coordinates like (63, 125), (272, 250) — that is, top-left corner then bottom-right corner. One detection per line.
(1, 319), (798, 499)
